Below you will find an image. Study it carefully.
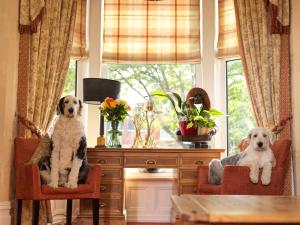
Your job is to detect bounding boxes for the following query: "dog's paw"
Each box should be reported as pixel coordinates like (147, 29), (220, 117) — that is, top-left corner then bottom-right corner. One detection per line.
(65, 181), (78, 189)
(48, 182), (58, 188)
(261, 175), (271, 185)
(250, 174), (258, 184)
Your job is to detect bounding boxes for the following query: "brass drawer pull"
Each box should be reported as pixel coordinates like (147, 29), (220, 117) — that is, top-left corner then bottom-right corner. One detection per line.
(194, 160), (203, 165)
(99, 202), (106, 208)
(98, 159), (107, 164)
(101, 173), (105, 177)
(100, 185), (107, 191)
(145, 159), (157, 165)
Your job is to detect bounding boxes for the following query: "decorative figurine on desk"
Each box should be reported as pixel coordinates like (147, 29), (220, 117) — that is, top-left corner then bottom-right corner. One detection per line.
(100, 98), (130, 148)
(132, 103), (145, 148)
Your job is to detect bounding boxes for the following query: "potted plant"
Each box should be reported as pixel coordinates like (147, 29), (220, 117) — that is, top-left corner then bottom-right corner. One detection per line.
(187, 109), (223, 135)
(151, 90), (197, 135)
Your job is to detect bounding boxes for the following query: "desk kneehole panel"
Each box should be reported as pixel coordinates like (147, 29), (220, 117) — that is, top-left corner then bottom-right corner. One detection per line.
(124, 156), (178, 168)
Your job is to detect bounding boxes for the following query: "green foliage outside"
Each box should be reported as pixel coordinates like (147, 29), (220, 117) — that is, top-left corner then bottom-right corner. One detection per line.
(62, 60), (76, 97)
(227, 60), (256, 155)
(106, 64), (196, 140)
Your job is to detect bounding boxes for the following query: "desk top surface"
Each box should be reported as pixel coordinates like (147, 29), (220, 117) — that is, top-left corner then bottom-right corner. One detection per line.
(172, 195), (300, 224)
(88, 147), (224, 153)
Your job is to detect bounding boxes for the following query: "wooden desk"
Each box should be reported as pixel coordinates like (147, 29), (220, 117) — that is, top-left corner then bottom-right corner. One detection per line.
(76, 148), (224, 225)
(172, 195), (300, 225)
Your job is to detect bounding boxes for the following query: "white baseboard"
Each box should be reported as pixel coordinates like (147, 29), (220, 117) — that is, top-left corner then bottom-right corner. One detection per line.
(0, 201), (12, 225)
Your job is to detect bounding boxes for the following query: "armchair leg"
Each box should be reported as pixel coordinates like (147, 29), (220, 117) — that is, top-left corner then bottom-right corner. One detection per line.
(92, 198), (100, 225)
(66, 199), (73, 225)
(16, 199), (22, 225)
(32, 200), (40, 225)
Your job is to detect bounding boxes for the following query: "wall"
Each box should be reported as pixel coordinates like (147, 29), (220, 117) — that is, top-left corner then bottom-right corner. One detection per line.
(291, 0), (300, 195)
(0, 0), (19, 222)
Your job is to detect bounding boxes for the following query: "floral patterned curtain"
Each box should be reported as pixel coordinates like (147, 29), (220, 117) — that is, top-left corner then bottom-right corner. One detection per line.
(17, 0), (78, 224)
(234, 0), (292, 193)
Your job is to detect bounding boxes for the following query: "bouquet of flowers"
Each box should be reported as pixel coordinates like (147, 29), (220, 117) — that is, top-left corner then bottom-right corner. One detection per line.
(99, 97), (130, 148)
(100, 98), (130, 122)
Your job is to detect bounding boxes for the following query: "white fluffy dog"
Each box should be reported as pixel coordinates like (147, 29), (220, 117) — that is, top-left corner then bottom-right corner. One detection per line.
(40, 95), (88, 188)
(238, 127), (276, 185)
(208, 127), (276, 185)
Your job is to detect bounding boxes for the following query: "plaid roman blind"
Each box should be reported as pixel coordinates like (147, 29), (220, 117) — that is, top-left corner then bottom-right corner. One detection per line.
(216, 0), (239, 59)
(71, 0), (87, 60)
(103, 0), (201, 64)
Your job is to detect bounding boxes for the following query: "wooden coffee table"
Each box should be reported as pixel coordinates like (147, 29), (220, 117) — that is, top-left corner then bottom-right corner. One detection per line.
(172, 195), (300, 225)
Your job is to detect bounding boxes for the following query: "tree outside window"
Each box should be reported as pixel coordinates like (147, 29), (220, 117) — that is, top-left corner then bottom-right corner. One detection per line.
(227, 60), (256, 155)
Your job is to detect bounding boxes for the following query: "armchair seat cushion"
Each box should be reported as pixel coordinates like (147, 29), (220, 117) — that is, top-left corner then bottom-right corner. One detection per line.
(42, 184), (95, 195)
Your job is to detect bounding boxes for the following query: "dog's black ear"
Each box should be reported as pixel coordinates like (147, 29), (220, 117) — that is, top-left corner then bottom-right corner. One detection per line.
(57, 97), (65, 115)
(78, 99), (83, 115)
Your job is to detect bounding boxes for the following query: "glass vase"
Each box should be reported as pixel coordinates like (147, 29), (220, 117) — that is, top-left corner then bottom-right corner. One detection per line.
(107, 120), (122, 148)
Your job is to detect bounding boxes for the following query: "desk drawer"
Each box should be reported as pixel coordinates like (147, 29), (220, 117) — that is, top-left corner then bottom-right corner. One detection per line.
(100, 182), (123, 195)
(179, 169), (198, 180)
(180, 157), (212, 168)
(179, 183), (198, 194)
(88, 157), (123, 167)
(100, 198), (123, 215)
(124, 156), (178, 167)
(101, 169), (123, 180)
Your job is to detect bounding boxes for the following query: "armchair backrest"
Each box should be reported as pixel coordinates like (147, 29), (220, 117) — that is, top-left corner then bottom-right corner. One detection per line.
(271, 139), (291, 169)
(15, 137), (40, 167)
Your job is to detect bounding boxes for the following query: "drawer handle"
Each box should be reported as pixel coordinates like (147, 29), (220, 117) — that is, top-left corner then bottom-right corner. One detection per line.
(98, 159), (107, 164)
(194, 160), (203, 165)
(100, 185), (107, 191)
(145, 159), (157, 165)
(100, 202), (106, 208)
(101, 173), (105, 177)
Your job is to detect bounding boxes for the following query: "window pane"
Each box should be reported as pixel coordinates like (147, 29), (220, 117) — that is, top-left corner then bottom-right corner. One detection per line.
(62, 60), (77, 96)
(227, 60), (256, 155)
(48, 60), (77, 134)
(105, 64), (196, 147)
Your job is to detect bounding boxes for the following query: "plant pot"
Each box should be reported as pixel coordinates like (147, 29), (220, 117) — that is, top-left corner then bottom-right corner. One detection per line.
(179, 121), (197, 135)
(197, 127), (209, 135)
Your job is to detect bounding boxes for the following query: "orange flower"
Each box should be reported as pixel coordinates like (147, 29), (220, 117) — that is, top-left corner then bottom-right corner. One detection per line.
(105, 97), (116, 108)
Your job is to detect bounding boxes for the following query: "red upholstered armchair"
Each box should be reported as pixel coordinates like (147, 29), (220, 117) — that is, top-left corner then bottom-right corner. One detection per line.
(15, 137), (102, 225)
(197, 139), (291, 195)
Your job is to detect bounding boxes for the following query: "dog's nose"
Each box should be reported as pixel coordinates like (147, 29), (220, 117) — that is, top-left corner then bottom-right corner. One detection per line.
(257, 142), (263, 147)
(68, 108), (74, 113)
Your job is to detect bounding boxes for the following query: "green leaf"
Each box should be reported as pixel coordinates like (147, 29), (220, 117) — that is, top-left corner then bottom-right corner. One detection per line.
(209, 109), (224, 116)
(151, 90), (180, 115)
(169, 91), (182, 110)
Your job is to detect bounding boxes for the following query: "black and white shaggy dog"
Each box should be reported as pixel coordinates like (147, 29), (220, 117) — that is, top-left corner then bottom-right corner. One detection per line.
(40, 95), (88, 188)
(208, 127), (276, 185)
